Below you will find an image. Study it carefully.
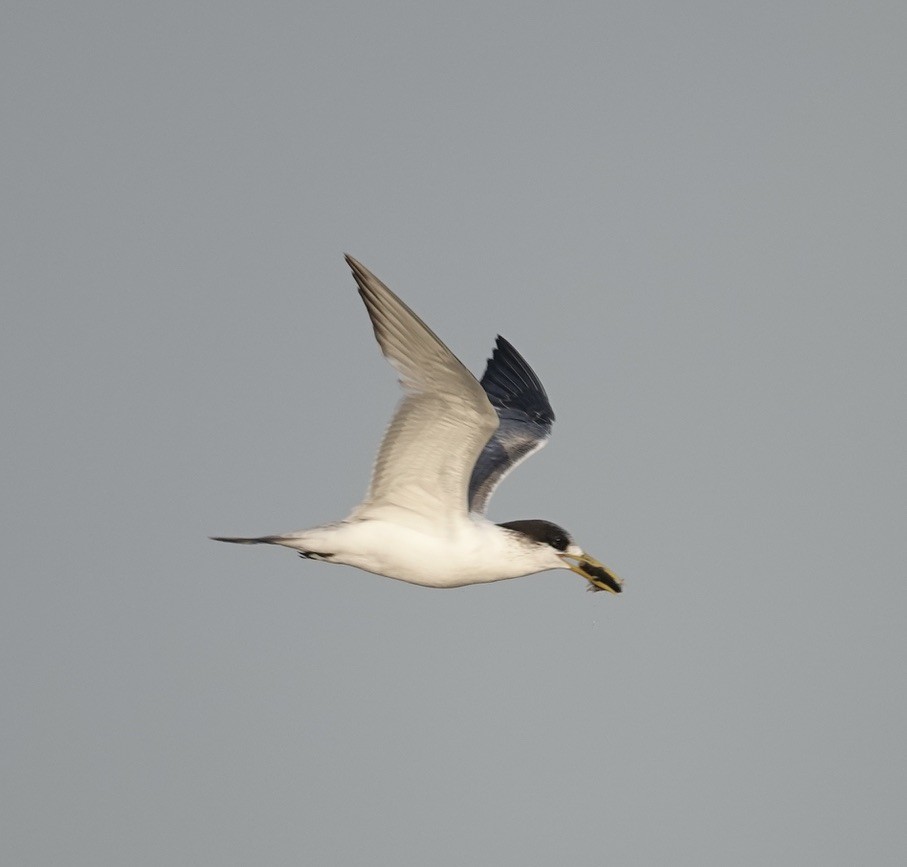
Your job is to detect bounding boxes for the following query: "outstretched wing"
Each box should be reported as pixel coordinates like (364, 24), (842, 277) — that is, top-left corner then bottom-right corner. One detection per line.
(467, 336), (555, 515)
(347, 256), (499, 531)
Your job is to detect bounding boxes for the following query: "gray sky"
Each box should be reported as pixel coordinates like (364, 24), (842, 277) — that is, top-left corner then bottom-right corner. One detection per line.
(3, 1), (906, 864)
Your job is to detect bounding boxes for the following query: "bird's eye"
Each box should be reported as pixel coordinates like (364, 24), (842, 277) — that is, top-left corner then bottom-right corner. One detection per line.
(551, 535), (569, 552)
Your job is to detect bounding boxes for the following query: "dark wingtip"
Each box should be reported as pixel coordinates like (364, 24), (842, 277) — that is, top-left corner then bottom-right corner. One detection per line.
(480, 335), (555, 425)
(344, 254), (367, 289)
(345, 254), (377, 288)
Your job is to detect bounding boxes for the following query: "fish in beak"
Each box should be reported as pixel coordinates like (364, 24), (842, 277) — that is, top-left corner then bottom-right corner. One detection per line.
(560, 552), (623, 594)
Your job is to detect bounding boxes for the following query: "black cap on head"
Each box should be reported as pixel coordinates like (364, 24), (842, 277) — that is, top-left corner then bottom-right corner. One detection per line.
(497, 519), (572, 552)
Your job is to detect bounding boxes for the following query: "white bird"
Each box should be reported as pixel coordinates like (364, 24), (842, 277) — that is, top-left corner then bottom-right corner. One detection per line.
(212, 256), (622, 594)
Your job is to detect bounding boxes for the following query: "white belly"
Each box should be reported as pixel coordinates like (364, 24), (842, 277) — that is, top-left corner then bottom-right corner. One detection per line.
(293, 516), (556, 587)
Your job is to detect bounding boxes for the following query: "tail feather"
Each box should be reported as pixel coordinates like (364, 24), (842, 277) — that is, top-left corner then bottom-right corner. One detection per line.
(210, 528), (331, 555)
(210, 535), (289, 545)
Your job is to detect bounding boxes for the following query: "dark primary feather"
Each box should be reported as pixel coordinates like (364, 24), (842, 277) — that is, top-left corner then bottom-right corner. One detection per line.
(468, 336), (555, 514)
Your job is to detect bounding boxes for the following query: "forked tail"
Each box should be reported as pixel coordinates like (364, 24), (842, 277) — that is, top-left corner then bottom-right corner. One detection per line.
(210, 534), (295, 546)
(210, 527), (337, 557)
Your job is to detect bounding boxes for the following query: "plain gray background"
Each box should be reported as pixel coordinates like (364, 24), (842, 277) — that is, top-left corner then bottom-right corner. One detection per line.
(3, 2), (905, 864)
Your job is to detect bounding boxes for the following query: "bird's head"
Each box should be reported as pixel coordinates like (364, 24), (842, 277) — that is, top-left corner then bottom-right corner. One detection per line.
(497, 519), (622, 593)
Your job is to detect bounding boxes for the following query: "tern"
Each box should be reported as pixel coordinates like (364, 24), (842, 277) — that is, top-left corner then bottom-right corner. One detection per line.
(212, 256), (622, 594)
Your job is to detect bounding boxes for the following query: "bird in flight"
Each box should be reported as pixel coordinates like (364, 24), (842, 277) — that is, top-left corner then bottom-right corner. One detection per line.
(212, 256), (622, 594)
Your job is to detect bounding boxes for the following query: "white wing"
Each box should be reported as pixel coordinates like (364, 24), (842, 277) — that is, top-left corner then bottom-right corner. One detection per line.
(345, 256), (499, 531)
